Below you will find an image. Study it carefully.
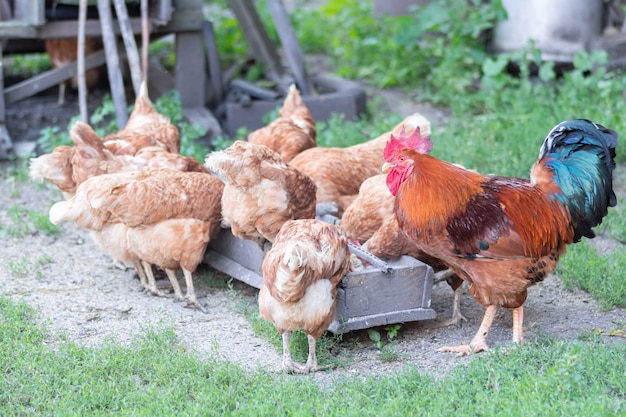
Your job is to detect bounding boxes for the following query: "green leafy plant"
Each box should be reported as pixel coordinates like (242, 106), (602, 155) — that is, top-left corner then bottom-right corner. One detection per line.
(368, 324), (402, 350)
(3, 53), (52, 79)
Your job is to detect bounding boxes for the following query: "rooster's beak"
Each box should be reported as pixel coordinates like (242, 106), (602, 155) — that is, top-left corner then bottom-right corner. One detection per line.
(382, 162), (393, 173)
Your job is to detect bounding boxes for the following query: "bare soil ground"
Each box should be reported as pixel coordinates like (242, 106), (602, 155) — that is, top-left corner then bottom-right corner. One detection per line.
(1, 86), (625, 382)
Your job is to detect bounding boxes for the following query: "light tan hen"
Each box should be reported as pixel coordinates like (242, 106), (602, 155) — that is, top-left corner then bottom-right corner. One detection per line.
(49, 169), (224, 312)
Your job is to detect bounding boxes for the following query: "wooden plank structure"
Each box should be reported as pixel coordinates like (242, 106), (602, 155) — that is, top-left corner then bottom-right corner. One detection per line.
(0, 0), (367, 156)
(0, 0), (219, 157)
(204, 227), (437, 334)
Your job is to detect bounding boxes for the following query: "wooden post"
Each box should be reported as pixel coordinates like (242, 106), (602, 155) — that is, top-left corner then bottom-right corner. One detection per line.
(0, 42), (13, 159)
(112, 0), (142, 95)
(174, 31), (205, 108)
(77, 0), (88, 122)
(97, 0), (128, 128)
(265, 0), (313, 96)
(141, 0), (149, 82)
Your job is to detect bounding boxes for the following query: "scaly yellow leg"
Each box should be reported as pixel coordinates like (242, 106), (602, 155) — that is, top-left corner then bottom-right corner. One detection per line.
(438, 304), (498, 356)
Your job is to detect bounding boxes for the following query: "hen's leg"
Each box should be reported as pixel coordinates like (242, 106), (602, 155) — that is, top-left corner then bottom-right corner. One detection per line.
(57, 82), (66, 106)
(133, 260), (148, 290)
(512, 306), (524, 344)
(181, 268), (206, 313)
(303, 334), (319, 373)
(141, 260), (167, 297)
(434, 271), (467, 327)
(433, 269), (455, 284)
(438, 304), (498, 356)
(164, 269), (184, 301)
(281, 331), (301, 373)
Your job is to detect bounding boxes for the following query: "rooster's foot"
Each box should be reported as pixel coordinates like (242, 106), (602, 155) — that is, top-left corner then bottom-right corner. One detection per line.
(437, 341), (489, 356)
(437, 311), (468, 328)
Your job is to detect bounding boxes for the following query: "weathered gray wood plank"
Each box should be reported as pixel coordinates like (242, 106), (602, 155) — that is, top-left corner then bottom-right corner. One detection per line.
(4, 49), (107, 103)
(174, 31), (205, 108)
(97, 0), (128, 128)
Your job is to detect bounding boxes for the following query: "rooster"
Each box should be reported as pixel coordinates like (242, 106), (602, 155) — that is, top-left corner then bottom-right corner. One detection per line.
(341, 174), (466, 326)
(259, 219), (352, 373)
(383, 119), (617, 355)
(205, 140), (317, 249)
(289, 113), (431, 214)
(247, 84), (316, 162)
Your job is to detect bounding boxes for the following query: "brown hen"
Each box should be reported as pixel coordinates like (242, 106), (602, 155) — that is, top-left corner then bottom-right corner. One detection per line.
(247, 84), (316, 162)
(205, 140), (317, 248)
(102, 80), (181, 155)
(289, 113), (431, 214)
(259, 219), (352, 373)
(45, 37), (102, 105)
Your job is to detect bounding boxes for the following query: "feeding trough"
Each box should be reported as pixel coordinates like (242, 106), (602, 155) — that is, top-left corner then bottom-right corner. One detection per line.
(203, 226), (437, 334)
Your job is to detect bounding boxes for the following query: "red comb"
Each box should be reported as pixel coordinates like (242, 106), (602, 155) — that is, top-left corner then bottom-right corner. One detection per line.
(383, 127), (432, 160)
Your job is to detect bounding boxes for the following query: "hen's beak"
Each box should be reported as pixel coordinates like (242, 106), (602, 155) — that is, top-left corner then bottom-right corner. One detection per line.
(381, 162), (393, 174)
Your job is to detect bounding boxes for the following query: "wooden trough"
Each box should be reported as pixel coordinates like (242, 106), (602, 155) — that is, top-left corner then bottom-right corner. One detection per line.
(203, 227), (437, 334)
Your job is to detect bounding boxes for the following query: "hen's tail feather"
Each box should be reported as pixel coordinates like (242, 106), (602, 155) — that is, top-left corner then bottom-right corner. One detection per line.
(538, 119), (618, 241)
(71, 121), (107, 159)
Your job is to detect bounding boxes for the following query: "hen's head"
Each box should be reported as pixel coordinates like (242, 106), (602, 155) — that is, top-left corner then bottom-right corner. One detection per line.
(382, 127), (432, 196)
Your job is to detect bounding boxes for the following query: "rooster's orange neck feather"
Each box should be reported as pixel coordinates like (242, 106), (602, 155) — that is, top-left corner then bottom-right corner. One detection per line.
(396, 154), (484, 234)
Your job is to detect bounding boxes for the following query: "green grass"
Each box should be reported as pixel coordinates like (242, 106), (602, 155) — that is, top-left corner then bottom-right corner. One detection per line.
(7, 255), (53, 278)
(556, 241), (626, 310)
(0, 297), (624, 416)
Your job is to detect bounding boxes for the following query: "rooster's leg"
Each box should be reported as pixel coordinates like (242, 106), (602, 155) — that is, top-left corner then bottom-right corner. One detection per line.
(512, 306), (524, 344)
(438, 304), (498, 356)
(439, 285), (468, 327)
(164, 269), (184, 301)
(181, 268), (206, 313)
(141, 260), (167, 297)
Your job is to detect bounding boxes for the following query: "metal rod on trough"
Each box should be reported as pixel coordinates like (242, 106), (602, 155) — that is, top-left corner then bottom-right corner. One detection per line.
(348, 242), (392, 274)
(315, 207), (391, 273)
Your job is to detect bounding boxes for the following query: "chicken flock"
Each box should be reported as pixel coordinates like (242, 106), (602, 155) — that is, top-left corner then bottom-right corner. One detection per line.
(31, 82), (618, 372)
